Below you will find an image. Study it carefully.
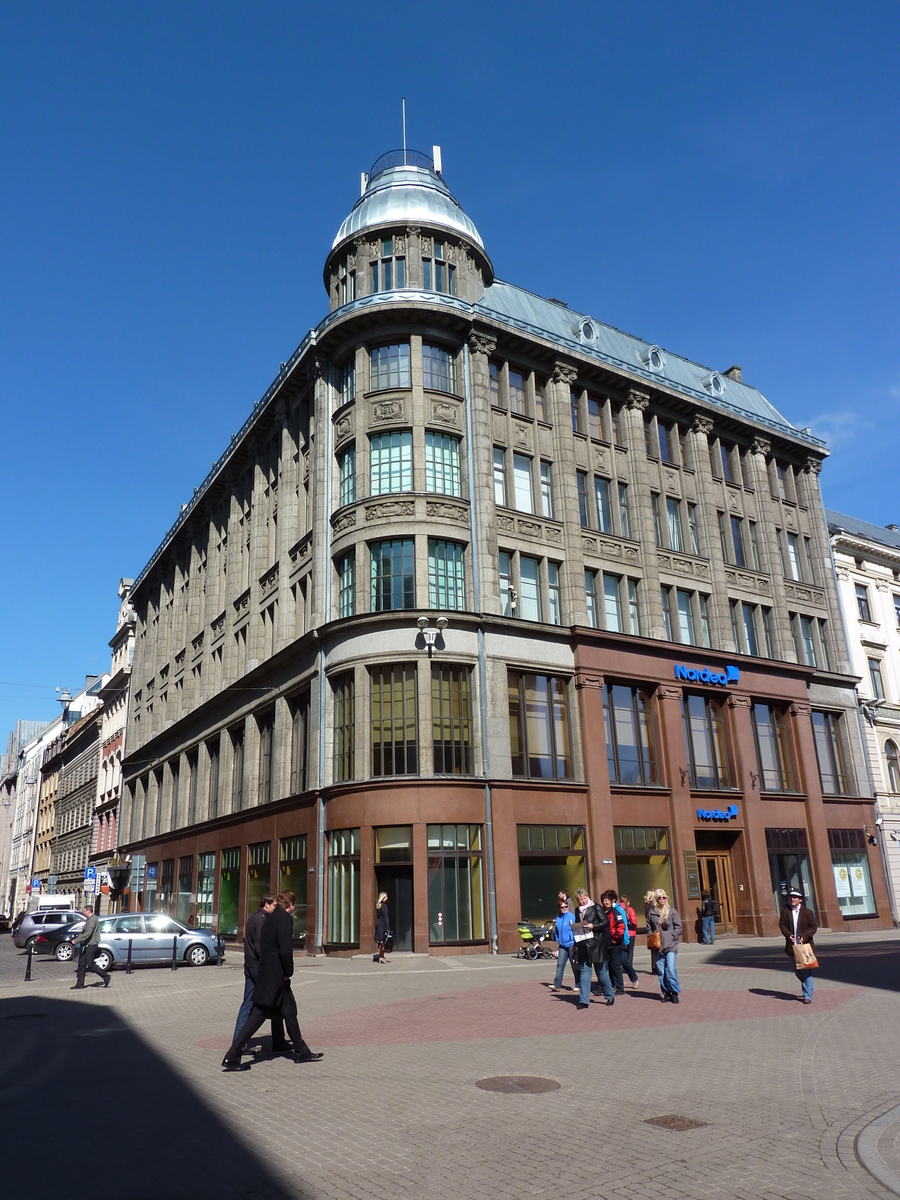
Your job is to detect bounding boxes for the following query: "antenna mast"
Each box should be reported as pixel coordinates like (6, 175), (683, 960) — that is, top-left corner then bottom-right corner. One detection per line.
(402, 97), (407, 165)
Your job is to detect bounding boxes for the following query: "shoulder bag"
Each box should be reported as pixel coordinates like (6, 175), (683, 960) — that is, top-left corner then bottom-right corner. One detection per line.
(792, 941), (818, 969)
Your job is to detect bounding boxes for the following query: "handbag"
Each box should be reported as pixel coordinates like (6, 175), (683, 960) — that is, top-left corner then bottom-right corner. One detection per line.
(792, 942), (818, 969)
(382, 931), (394, 953)
(647, 929), (662, 951)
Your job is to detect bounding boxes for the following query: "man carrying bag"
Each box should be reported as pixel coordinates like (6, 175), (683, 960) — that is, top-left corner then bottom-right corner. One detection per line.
(778, 887), (818, 1004)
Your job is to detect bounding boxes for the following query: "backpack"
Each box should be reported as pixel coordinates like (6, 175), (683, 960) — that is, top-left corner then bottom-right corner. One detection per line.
(613, 904), (630, 947)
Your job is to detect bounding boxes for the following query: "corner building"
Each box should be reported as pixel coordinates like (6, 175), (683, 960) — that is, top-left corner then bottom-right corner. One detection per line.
(120, 148), (892, 953)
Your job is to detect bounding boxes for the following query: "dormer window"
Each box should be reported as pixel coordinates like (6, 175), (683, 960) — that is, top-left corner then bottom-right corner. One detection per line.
(371, 238), (405, 292)
(423, 241), (455, 295)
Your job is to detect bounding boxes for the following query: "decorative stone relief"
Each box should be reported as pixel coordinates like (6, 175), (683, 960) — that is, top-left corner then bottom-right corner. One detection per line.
(790, 701), (812, 717)
(575, 672), (604, 690)
(393, 235), (406, 256)
(664, 470), (679, 494)
(371, 400), (405, 424)
(260, 563), (280, 597)
(582, 536), (598, 553)
(431, 400), (458, 427)
(425, 501), (467, 524)
(289, 535), (312, 566)
(784, 509), (798, 531)
(421, 235), (434, 258)
(598, 539), (623, 559)
(334, 411), (354, 442)
(468, 330), (496, 357)
(657, 685), (684, 701)
(211, 611), (226, 635)
(691, 414), (714, 437)
(594, 448), (609, 474)
(513, 424), (531, 449)
(497, 515), (515, 532)
(332, 510), (357, 534)
(622, 545), (640, 563)
(174, 648), (185, 667)
(728, 491), (742, 513)
(626, 389), (650, 411)
(545, 525), (563, 544)
(191, 632), (204, 652)
(728, 695), (752, 709)
(516, 518), (543, 539)
(233, 588), (251, 615)
(803, 457), (823, 476)
(750, 436), (771, 457)
(365, 501), (415, 521)
(552, 361), (578, 387)
(444, 243), (458, 263)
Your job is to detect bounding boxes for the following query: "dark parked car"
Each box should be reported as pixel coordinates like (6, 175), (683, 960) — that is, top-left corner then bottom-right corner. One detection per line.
(34, 922), (84, 962)
(13, 910), (83, 949)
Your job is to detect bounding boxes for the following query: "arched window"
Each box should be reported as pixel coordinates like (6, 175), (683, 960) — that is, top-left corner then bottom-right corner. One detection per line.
(885, 741), (900, 793)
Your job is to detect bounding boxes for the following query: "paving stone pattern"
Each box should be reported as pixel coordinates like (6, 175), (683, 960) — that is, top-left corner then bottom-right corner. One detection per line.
(2, 932), (900, 1200)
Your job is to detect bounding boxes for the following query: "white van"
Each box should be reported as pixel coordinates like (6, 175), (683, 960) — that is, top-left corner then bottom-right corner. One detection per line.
(31, 894), (78, 912)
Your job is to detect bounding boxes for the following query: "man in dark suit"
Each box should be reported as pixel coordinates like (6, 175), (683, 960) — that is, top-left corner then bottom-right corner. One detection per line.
(222, 891), (323, 1070)
(231, 892), (287, 1051)
(778, 887), (817, 1004)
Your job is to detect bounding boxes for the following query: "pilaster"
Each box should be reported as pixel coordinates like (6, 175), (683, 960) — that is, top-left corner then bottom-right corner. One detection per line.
(746, 437), (796, 661)
(622, 390), (665, 639)
(688, 414), (736, 651)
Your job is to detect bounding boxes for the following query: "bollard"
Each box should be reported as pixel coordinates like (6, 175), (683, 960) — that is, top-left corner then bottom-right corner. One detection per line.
(24, 942), (33, 982)
(171, 935), (178, 971)
(216, 934), (224, 965)
(126, 938), (133, 975)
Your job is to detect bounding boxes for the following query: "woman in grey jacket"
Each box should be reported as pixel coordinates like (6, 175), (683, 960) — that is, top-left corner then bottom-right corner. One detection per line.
(646, 888), (682, 1003)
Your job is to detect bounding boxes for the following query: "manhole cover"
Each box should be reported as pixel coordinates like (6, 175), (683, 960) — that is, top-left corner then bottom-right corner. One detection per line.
(643, 1114), (708, 1132)
(5, 1013), (47, 1021)
(475, 1076), (561, 1094)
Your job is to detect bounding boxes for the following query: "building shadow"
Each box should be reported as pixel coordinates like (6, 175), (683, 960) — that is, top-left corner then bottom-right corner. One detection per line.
(0, 996), (306, 1200)
(707, 938), (900, 994)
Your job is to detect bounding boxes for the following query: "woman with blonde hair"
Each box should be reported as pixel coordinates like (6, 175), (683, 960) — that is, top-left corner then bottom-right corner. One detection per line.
(373, 891), (391, 963)
(645, 887), (683, 1003)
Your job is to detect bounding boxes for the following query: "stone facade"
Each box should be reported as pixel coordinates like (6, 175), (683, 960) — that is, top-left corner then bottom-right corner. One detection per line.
(119, 150), (890, 952)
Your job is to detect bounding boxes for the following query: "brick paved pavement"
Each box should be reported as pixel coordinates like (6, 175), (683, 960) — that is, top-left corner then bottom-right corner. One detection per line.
(2, 932), (900, 1200)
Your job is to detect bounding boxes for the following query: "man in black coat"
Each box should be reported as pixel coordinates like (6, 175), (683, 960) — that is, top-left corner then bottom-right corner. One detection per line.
(222, 891), (323, 1070)
(231, 892), (286, 1050)
(778, 887), (818, 1004)
(572, 888), (615, 1009)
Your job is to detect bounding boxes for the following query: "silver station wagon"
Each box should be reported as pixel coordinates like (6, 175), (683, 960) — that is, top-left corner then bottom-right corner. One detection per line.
(90, 913), (221, 972)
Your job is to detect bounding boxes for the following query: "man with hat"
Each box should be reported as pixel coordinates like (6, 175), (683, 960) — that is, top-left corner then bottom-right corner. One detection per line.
(778, 888), (817, 1004)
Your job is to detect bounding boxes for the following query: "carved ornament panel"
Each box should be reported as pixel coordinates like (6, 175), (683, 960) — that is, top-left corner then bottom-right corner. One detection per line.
(365, 500), (416, 521)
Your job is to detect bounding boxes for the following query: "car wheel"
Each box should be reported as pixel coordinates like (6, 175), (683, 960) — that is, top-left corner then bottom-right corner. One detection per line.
(55, 942), (75, 962)
(26, 936), (39, 950)
(185, 944), (209, 967)
(93, 949), (115, 973)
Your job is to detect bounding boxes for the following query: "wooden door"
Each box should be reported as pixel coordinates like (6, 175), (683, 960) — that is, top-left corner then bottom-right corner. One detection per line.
(697, 852), (737, 934)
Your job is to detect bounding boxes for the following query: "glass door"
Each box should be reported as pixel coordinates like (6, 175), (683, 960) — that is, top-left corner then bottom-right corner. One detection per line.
(697, 852), (736, 934)
(768, 851), (817, 918)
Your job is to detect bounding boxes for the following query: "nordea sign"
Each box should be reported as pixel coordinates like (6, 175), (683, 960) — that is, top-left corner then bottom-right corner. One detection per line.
(674, 662), (740, 687)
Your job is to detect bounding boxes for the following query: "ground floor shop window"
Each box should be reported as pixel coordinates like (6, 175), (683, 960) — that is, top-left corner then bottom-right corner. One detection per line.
(829, 829), (876, 917)
(614, 827), (673, 919)
(220, 847), (240, 936)
(176, 856), (193, 924)
(375, 826), (413, 951)
(159, 859), (175, 915)
(247, 841), (271, 917)
(517, 824), (587, 925)
(327, 828), (360, 945)
(196, 852), (215, 929)
(145, 862), (158, 911)
(766, 828), (817, 916)
(427, 824), (485, 944)
(280, 836), (308, 943)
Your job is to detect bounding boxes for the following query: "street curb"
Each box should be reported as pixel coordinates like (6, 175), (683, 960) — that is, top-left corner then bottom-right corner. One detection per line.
(857, 1104), (900, 1196)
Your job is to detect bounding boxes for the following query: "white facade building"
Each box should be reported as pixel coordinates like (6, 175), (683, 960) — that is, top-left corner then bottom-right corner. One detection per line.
(828, 509), (900, 922)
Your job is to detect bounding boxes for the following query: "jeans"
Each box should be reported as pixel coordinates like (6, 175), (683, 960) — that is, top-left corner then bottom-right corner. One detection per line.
(701, 915), (715, 944)
(797, 968), (815, 1001)
(624, 938), (638, 981)
(553, 944), (578, 988)
(577, 958), (614, 1004)
(656, 949), (680, 996)
(610, 943), (638, 987)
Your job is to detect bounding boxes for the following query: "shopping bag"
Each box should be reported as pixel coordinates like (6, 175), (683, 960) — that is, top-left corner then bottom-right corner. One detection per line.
(792, 942), (818, 970)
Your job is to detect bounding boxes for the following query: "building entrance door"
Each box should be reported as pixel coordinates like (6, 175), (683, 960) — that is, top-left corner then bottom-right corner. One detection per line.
(697, 852), (736, 935)
(375, 867), (413, 952)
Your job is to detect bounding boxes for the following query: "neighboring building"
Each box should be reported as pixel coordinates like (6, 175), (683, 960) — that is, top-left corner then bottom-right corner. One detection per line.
(120, 146), (891, 953)
(0, 721), (45, 915)
(828, 510), (900, 921)
(90, 579), (136, 913)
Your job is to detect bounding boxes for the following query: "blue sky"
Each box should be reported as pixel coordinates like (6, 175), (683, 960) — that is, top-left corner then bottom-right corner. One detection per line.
(1, 2), (898, 739)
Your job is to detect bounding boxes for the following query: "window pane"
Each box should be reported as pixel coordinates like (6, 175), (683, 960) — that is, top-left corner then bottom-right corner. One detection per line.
(513, 455), (534, 513)
(667, 499), (683, 552)
(371, 665), (418, 776)
(585, 570), (598, 629)
(370, 344), (410, 390)
(508, 370), (525, 414)
(428, 539), (465, 611)
(371, 539), (415, 611)
(595, 478), (611, 532)
(677, 590), (694, 645)
(519, 557), (541, 621)
(603, 573), (621, 632)
(370, 430), (412, 495)
(493, 448), (507, 506)
(618, 483), (630, 539)
(425, 433), (461, 497)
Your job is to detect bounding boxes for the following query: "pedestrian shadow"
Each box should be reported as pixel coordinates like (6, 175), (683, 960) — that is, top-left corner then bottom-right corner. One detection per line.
(708, 938), (900, 994)
(0, 996), (308, 1200)
(748, 987), (801, 1003)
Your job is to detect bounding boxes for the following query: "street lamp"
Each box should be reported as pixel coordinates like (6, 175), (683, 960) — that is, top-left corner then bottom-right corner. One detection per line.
(416, 615), (449, 656)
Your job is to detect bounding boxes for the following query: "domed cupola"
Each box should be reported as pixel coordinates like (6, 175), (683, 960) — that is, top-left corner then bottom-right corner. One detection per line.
(324, 148), (493, 310)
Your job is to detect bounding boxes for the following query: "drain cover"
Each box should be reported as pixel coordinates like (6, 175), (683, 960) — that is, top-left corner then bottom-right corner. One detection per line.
(644, 1114), (708, 1132)
(475, 1076), (561, 1094)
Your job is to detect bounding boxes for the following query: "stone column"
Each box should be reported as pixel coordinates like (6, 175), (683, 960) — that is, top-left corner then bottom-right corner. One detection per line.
(575, 669), (617, 895)
(727, 694), (777, 935)
(466, 330), (499, 613)
(687, 414), (735, 651)
(798, 456), (851, 673)
(273, 694), (292, 801)
(307, 356), (328, 628)
(655, 683), (698, 939)
(549, 360), (589, 626)
(788, 699), (843, 930)
(746, 436), (796, 661)
(621, 390), (665, 639)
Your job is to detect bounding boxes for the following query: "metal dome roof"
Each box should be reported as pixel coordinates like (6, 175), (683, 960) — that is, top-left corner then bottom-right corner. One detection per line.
(331, 156), (485, 252)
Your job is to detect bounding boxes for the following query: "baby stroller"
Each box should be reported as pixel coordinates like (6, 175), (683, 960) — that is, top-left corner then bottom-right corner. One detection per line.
(516, 920), (555, 959)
